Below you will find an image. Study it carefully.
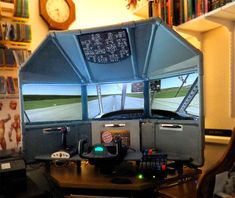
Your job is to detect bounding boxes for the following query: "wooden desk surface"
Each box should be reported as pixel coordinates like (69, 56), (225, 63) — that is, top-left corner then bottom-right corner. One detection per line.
(158, 180), (197, 198)
(50, 161), (156, 191)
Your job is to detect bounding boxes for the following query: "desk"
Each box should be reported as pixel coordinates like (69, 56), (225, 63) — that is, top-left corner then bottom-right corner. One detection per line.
(35, 150), (143, 162)
(49, 161), (201, 198)
(49, 161), (157, 197)
(158, 180), (197, 198)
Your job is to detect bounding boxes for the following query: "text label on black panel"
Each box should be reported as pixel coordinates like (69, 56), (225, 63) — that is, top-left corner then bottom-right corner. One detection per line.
(79, 29), (131, 64)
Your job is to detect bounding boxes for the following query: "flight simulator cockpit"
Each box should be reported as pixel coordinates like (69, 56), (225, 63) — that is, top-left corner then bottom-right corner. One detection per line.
(19, 17), (204, 175)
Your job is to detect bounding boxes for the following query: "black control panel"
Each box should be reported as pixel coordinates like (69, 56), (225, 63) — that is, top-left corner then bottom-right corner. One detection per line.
(138, 148), (167, 179)
(78, 29), (131, 64)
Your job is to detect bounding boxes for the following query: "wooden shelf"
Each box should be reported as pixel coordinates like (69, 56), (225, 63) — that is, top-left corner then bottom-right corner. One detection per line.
(176, 1), (235, 33)
(0, 40), (30, 49)
(0, 16), (29, 22)
(0, 94), (19, 99)
(0, 66), (17, 71)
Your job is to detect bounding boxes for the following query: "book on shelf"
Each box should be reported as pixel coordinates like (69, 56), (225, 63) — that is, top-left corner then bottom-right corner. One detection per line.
(13, 77), (18, 94)
(14, 0), (29, 18)
(205, 0), (209, 13)
(154, 0), (173, 26)
(5, 48), (15, 67)
(172, 0), (184, 26)
(6, 76), (15, 94)
(22, 0), (29, 18)
(0, 48), (4, 66)
(0, 76), (6, 94)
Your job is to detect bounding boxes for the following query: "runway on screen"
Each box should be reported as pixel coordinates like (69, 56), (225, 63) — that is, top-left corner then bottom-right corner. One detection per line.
(25, 95), (198, 122)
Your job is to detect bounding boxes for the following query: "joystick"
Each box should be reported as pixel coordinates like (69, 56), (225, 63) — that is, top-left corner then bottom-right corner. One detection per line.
(44, 126), (77, 159)
(78, 136), (128, 173)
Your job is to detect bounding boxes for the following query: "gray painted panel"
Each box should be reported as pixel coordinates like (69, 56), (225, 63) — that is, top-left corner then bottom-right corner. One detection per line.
(140, 121), (155, 149)
(155, 121), (203, 166)
(23, 123), (91, 163)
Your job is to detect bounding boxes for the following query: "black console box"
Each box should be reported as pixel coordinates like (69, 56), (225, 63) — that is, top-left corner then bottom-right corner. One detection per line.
(138, 149), (167, 179)
(0, 156), (27, 196)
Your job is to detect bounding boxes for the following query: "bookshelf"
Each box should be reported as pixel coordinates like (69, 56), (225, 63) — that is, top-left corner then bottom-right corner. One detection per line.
(176, 1), (235, 33)
(0, 0), (31, 151)
(133, 1), (235, 32)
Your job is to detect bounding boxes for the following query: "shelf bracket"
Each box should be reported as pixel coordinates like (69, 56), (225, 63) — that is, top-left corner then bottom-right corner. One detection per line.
(205, 16), (233, 32)
(175, 28), (202, 43)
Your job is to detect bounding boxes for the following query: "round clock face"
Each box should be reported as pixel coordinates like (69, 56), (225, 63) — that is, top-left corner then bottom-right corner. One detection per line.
(40, 0), (76, 30)
(46, 0), (70, 23)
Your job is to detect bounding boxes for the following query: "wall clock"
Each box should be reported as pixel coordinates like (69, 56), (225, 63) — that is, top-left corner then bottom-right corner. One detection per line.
(39, 0), (76, 30)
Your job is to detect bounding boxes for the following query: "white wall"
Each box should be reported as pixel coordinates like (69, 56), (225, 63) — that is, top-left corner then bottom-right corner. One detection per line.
(71, 0), (142, 29)
(29, 0), (142, 51)
(202, 26), (234, 129)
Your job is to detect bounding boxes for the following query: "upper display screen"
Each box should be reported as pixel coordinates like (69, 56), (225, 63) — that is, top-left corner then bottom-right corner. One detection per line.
(78, 29), (131, 64)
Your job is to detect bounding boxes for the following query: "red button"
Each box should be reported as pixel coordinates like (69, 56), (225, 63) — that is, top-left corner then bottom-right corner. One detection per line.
(161, 164), (166, 171)
(148, 149), (153, 155)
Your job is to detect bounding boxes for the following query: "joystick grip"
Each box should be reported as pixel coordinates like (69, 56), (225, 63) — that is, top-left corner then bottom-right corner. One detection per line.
(78, 138), (122, 159)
